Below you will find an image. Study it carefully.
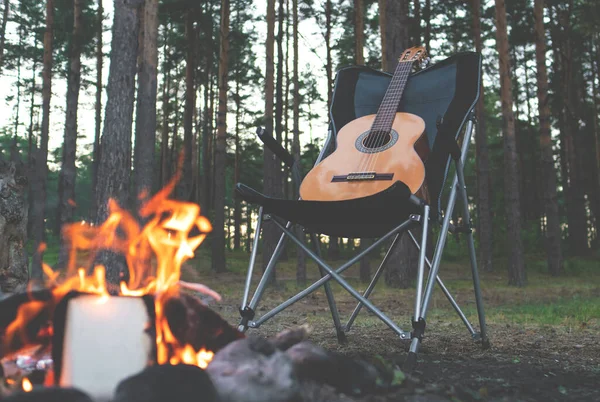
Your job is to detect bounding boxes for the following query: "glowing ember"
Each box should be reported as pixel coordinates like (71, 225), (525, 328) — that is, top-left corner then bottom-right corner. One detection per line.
(4, 168), (217, 370)
(22, 378), (32, 392)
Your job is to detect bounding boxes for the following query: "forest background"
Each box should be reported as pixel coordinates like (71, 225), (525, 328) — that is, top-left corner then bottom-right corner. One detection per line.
(0, 0), (599, 291)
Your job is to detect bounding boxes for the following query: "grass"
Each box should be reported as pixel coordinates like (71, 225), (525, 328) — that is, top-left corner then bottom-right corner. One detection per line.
(34, 240), (600, 330)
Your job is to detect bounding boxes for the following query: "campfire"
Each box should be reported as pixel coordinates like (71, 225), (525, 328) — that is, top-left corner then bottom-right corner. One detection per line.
(0, 170), (242, 400)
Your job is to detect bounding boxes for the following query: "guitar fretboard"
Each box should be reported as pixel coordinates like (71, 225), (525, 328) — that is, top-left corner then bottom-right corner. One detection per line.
(370, 61), (413, 136)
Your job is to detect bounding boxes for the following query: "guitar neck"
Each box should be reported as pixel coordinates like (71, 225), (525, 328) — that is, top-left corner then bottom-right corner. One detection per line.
(371, 61), (413, 134)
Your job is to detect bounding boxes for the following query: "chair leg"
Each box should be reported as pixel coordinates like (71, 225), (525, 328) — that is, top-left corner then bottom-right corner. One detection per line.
(404, 206), (430, 372)
(345, 233), (402, 332)
(311, 233), (347, 344)
(456, 163), (490, 349)
(239, 221), (289, 331)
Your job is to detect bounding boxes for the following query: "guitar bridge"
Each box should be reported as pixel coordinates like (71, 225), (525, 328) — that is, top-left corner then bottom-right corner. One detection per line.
(331, 172), (394, 182)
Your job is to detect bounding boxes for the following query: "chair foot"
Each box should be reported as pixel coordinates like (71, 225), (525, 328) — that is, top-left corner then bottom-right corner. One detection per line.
(481, 336), (491, 350)
(336, 330), (348, 345)
(402, 351), (418, 373)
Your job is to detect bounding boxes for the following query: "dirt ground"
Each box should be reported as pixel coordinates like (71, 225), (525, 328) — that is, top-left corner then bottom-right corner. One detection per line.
(184, 260), (600, 402)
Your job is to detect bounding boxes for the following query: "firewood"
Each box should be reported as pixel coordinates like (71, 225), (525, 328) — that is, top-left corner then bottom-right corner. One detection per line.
(163, 291), (244, 353)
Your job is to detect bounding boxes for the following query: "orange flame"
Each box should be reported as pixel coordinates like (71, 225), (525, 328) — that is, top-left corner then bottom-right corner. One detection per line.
(22, 378), (32, 392)
(5, 170), (216, 369)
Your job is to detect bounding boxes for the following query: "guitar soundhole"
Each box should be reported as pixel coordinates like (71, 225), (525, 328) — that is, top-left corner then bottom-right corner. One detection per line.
(355, 129), (399, 154)
(363, 132), (391, 148)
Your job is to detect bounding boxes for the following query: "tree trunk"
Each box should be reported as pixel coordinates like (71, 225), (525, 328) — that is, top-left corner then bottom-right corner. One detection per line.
(233, 78), (241, 251)
(160, 24), (171, 188)
(201, 4), (214, 212)
(354, 0), (364, 64)
(0, 0), (9, 74)
(180, 10), (196, 201)
(95, 0), (142, 286)
(11, 27), (22, 161)
(494, 0), (525, 286)
(379, 0), (416, 288)
(533, 0), (562, 275)
(134, 0), (159, 208)
(0, 162), (29, 294)
(423, 0), (430, 55)
(359, 239), (371, 283)
(471, 0), (493, 272)
(275, 0), (286, 260)
(57, 0), (83, 267)
(589, 39), (600, 245)
(91, 0), (103, 222)
(262, 0), (279, 282)
(31, 0), (54, 280)
(212, 0), (230, 273)
(412, 0), (420, 46)
(292, 0), (306, 285)
(560, 4), (588, 255)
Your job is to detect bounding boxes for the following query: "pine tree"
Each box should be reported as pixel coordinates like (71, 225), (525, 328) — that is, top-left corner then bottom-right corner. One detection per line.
(470, 0), (493, 272)
(95, 0), (143, 285)
(91, 0), (103, 221)
(212, 0), (230, 272)
(534, 0), (562, 275)
(180, 9), (196, 200)
(31, 0), (55, 280)
(57, 0), (83, 236)
(0, 0), (9, 74)
(494, 0), (525, 286)
(134, 0), (159, 208)
(262, 0), (279, 282)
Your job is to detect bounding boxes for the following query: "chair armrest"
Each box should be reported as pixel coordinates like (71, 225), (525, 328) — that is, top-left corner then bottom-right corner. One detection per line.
(256, 127), (295, 169)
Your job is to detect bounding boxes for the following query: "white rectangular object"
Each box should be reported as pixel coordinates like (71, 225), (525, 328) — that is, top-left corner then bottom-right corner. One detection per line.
(59, 295), (153, 402)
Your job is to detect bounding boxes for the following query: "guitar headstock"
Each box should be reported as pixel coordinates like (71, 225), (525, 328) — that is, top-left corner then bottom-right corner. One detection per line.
(398, 46), (429, 68)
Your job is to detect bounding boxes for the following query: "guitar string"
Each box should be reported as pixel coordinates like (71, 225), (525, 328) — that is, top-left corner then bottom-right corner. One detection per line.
(367, 62), (412, 173)
(368, 62), (412, 174)
(361, 61), (412, 176)
(355, 60), (409, 175)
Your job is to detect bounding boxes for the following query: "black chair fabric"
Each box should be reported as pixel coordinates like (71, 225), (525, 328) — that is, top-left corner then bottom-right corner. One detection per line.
(235, 52), (481, 237)
(236, 182), (417, 238)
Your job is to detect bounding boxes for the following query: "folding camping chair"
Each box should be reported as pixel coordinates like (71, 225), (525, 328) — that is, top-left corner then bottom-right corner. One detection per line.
(235, 51), (490, 370)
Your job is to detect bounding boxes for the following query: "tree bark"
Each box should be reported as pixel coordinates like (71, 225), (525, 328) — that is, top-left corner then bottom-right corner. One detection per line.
(91, 0), (103, 222)
(201, 4), (214, 212)
(380, 0), (410, 73)
(354, 0), (364, 64)
(494, 0), (526, 286)
(262, 0), (279, 282)
(0, 162), (29, 294)
(57, 0), (83, 268)
(233, 78), (241, 251)
(560, 4), (588, 255)
(292, 0), (306, 285)
(0, 0), (9, 74)
(471, 0), (493, 272)
(134, 0), (159, 208)
(212, 0), (230, 273)
(180, 10), (196, 200)
(412, 0), (420, 46)
(379, 0), (416, 288)
(533, 0), (562, 275)
(95, 0), (142, 285)
(31, 0), (54, 280)
(160, 23), (171, 188)
(423, 0), (430, 55)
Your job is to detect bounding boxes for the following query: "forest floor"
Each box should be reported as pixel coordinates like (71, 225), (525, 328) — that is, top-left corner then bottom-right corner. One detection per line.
(181, 250), (600, 402)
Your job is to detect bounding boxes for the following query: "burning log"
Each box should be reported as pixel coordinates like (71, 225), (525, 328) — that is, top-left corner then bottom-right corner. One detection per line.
(163, 289), (244, 353)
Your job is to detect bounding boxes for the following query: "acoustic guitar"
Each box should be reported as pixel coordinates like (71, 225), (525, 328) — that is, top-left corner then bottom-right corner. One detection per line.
(299, 47), (430, 202)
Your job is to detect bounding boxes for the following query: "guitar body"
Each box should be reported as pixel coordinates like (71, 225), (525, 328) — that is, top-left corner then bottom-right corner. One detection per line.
(299, 112), (430, 202)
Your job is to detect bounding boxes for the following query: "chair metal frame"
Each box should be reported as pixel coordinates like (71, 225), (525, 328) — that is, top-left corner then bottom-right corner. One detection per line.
(237, 62), (490, 369)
